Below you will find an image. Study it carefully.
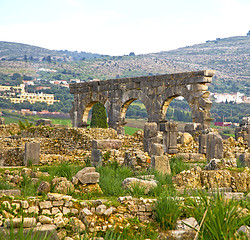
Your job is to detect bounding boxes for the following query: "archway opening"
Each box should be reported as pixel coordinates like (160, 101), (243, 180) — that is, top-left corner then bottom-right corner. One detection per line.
(84, 101), (109, 128)
(122, 99), (148, 135)
(164, 96), (192, 132)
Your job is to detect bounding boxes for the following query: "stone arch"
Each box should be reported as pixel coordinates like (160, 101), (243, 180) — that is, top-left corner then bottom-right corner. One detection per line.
(71, 93), (109, 127)
(119, 90), (152, 124)
(158, 86), (195, 122)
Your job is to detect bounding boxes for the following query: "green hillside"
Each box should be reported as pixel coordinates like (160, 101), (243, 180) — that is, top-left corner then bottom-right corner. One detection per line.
(0, 35), (249, 95)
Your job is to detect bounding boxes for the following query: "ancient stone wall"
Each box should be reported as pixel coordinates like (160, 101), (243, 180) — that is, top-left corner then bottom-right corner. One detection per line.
(70, 70), (214, 133)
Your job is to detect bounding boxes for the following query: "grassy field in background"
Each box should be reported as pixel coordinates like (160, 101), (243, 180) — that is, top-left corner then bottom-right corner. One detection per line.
(2, 115), (72, 127)
(50, 118), (72, 127)
(2, 116), (20, 124)
(1, 114), (235, 137)
(124, 126), (142, 135)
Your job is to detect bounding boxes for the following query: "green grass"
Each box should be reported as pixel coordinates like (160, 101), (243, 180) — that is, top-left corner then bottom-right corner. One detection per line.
(39, 162), (82, 181)
(170, 156), (190, 175)
(3, 115), (72, 127)
(2, 116), (20, 124)
(0, 181), (15, 190)
(124, 126), (142, 135)
(223, 133), (235, 137)
(50, 118), (72, 126)
(184, 190), (250, 239)
(97, 163), (133, 197)
(155, 188), (182, 230)
(1, 219), (55, 240)
(20, 174), (41, 198)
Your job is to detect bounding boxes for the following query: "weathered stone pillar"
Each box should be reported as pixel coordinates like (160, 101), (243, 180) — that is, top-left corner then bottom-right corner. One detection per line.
(107, 99), (122, 134)
(0, 118), (5, 125)
(248, 125), (250, 149)
(199, 134), (207, 154)
(184, 123), (202, 135)
(151, 155), (171, 175)
(91, 149), (103, 166)
(206, 132), (223, 161)
(152, 143), (164, 156)
(143, 122), (158, 156)
(162, 122), (178, 154)
(24, 142), (40, 166)
(91, 139), (123, 166)
(238, 153), (250, 167)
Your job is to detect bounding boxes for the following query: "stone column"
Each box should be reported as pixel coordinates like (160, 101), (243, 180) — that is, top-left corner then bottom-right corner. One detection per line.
(0, 118), (5, 125)
(162, 122), (178, 154)
(107, 99), (122, 133)
(206, 132), (223, 161)
(247, 125), (250, 149)
(143, 122), (158, 156)
(151, 155), (171, 175)
(24, 142), (40, 166)
(199, 134), (207, 154)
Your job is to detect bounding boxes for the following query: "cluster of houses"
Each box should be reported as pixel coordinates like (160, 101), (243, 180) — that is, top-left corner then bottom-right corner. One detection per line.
(211, 92), (250, 104)
(0, 84), (58, 105)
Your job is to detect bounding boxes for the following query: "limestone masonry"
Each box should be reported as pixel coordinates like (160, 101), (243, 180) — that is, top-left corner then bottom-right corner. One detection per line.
(70, 70), (214, 133)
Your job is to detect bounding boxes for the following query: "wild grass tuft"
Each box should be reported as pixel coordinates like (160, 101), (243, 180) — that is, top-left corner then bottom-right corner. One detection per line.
(126, 182), (146, 197)
(155, 188), (182, 230)
(39, 163), (82, 180)
(20, 174), (40, 197)
(0, 181), (14, 190)
(2, 219), (55, 240)
(184, 190), (250, 239)
(170, 156), (190, 175)
(146, 168), (173, 197)
(97, 164), (133, 197)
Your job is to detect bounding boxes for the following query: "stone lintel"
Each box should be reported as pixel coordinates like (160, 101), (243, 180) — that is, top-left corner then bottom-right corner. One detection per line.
(69, 70), (214, 94)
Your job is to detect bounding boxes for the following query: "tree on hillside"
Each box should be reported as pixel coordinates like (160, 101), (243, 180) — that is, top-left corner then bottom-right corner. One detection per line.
(90, 102), (108, 128)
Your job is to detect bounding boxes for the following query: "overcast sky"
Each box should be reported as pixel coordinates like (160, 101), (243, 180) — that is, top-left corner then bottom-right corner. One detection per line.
(0, 0), (249, 55)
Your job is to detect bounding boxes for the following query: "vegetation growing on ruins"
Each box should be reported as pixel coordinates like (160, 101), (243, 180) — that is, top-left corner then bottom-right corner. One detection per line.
(185, 191), (250, 239)
(0, 35), (249, 239)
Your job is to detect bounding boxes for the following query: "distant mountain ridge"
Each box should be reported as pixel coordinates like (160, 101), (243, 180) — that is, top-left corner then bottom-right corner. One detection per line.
(0, 35), (249, 95)
(0, 41), (106, 61)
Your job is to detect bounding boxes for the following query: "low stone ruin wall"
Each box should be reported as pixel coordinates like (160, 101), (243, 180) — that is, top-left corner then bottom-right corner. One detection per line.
(0, 123), (20, 137)
(173, 167), (250, 192)
(0, 193), (155, 238)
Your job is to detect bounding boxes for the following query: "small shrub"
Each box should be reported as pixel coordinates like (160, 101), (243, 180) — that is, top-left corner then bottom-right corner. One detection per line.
(18, 119), (34, 131)
(90, 102), (108, 128)
(27, 159), (33, 167)
(236, 158), (244, 168)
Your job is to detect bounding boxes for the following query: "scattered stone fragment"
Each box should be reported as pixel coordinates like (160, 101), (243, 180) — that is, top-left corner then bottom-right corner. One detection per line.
(37, 181), (51, 194)
(122, 177), (157, 194)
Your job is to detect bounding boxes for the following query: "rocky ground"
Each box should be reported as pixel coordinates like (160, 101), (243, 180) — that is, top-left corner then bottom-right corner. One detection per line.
(0, 123), (249, 239)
